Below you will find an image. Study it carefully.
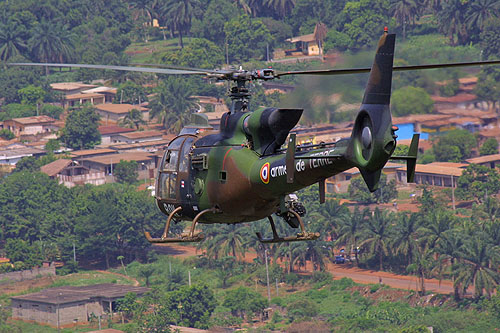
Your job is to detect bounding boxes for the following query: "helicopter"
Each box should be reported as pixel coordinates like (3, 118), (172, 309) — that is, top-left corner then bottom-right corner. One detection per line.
(11, 29), (500, 244)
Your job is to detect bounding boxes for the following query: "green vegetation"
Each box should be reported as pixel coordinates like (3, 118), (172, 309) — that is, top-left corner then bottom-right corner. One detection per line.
(60, 104), (101, 150)
(114, 160), (139, 184)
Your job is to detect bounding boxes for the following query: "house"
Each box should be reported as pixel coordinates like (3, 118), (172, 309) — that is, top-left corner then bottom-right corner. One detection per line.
(50, 82), (97, 96)
(63, 92), (106, 109)
(396, 162), (465, 187)
(80, 151), (156, 182)
(110, 130), (163, 144)
(69, 148), (118, 160)
(0, 144), (46, 165)
(40, 159), (106, 188)
(285, 33), (323, 56)
(2, 115), (58, 137)
(325, 163), (403, 193)
(108, 139), (172, 152)
(11, 284), (149, 328)
(95, 104), (149, 124)
(98, 125), (135, 144)
(81, 86), (117, 103)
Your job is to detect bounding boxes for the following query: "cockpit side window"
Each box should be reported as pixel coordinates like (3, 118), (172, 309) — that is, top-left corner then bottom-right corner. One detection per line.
(161, 137), (185, 171)
(179, 137), (195, 172)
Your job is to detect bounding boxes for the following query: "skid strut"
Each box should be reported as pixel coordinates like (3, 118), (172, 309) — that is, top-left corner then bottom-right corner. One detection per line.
(256, 211), (320, 243)
(145, 207), (216, 243)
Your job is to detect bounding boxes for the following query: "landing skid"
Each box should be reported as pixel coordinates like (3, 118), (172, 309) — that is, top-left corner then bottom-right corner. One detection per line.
(144, 207), (217, 244)
(256, 213), (320, 243)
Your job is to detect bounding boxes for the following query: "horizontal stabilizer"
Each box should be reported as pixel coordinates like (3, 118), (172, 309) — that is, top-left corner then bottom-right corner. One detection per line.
(389, 134), (419, 183)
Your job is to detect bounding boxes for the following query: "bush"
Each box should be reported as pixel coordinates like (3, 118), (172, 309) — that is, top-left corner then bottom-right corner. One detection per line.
(330, 277), (355, 291)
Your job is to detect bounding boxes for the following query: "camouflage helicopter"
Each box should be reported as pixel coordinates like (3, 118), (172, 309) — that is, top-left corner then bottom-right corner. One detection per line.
(12, 29), (500, 244)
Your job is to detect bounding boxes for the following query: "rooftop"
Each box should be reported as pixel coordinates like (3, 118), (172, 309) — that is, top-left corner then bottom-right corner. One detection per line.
(50, 82), (97, 91)
(95, 104), (148, 114)
(98, 125), (135, 135)
(81, 86), (118, 94)
(287, 33), (316, 43)
(393, 114), (452, 125)
(8, 115), (56, 125)
(11, 283), (149, 305)
(431, 93), (477, 103)
(40, 159), (72, 177)
(108, 139), (171, 150)
(466, 154), (500, 165)
(400, 163), (464, 177)
(117, 130), (163, 140)
(65, 92), (106, 100)
(69, 148), (118, 157)
(82, 151), (154, 165)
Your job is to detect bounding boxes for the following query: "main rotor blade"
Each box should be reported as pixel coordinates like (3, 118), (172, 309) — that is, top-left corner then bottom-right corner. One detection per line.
(275, 59), (500, 77)
(8, 62), (214, 76)
(130, 62), (234, 75)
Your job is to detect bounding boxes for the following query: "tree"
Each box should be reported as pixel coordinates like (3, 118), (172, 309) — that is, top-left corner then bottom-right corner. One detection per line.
(392, 213), (420, 267)
(163, 0), (196, 48)
(348, 173), (397, 204)
(138, 264), (156, 287)
(40, 104), (64, 119)
(390, 0), (419, 41)
(433, 129), (477, 162)
(454, 234), (500, 298)
(336, 207), (368, 266)
(224, 14), (273, 63)
(474, 67), (500, 111)
(265, 0), (296, 20)
(29, 21), (75, 74)
(200, 224), (246, 260)
(13, 156), (39, 172)
(114, 160), (139, 184)
(456, 164), (500, 203)
(195, 0), (239, 46)
(166, 285), (217, 329)
(480, 17), (500, 59)
(391, 86), (434, 116)
(18, 85), (45, 114)
(116, 292), (139, 321)
(149, 77), (198, 133)
(60, 104), (101, 150)
(360, 208), (394, 271)
(119, 109), (146, 130)
(480, 138), (499, 156)
(223, 286), (267, 319)
(116, 81), (147, 105)
(0, 129), (15, 140)
(0, 24), (27, 61)
(465, 0), (499, 34)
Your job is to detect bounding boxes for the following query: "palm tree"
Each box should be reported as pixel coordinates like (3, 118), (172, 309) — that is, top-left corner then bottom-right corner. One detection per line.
(163, 0), (195, 48)
(434, 229), (466, 300)
(265, 0), (296, 20)
(392, 213), (420, 266)
(335, 207), (368, 267)
(419, 208), (455, 249)
(119, 109), (147, 130)
(437, 0), (468, 45)
(199, 224), (246, 260)
(316, 199), (349, 241)
(129, 0), (154, 24)
(390, 0), (419, 40)
(360, 208), (394, 271)
(0, 25), (27, 62)
(29, 21), (75, 74)
(407, 244), (434, 295)
(465, 0), (499, 32)
(453, 234), (500, 298)
(149, 78), (199, 133)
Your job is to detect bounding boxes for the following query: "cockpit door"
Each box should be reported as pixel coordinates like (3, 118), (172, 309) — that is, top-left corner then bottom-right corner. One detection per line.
(156, 136), (195, 205)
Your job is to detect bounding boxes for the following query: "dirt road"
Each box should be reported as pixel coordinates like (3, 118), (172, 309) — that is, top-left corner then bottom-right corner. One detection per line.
(153, 244), (461, 295)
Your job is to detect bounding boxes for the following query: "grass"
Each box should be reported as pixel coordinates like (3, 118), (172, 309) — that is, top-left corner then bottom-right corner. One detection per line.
(125, 37), (195, 64)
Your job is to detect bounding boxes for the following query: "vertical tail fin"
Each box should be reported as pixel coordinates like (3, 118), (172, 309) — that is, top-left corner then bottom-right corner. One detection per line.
(346, 31), (397, 192)
(362, 32), (396, 105)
